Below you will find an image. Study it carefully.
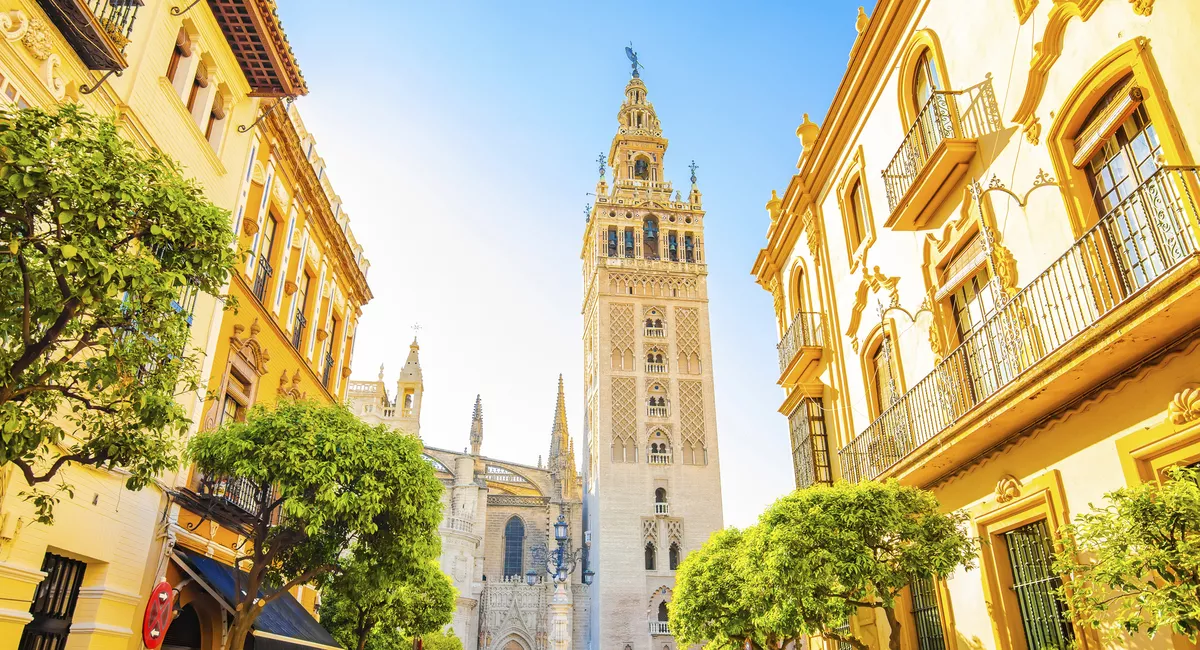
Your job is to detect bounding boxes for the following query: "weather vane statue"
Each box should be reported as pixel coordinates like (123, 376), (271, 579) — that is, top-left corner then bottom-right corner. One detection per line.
(625, 42), (644, 78)
(597, 152), (606, 179)
(689, 160), (699, 185)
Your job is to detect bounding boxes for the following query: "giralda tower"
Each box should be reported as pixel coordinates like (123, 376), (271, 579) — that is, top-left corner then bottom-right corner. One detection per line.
(581, 62), (724, 650)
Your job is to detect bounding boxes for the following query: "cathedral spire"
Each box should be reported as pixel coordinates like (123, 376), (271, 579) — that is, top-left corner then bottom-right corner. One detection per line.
(469, 395), (483, 456)
(548, 375), (579, 499)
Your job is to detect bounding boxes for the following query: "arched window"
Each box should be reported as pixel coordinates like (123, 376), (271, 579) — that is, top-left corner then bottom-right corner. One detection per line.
(847, 179), (869, 251)
(643, 217), (659, 260)
(657, 601), (669, 622)
(635, 157), (649, 179)
(867, 333), (900, 418)
(655, 488), (667, 503)
(912, 49), (942, 108)
(645, 542), (657, 570)
(669, 543), (681, 570)
(503, 517), (525, 578)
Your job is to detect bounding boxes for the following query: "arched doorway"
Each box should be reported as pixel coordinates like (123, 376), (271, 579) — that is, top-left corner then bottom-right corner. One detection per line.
(162, 603), (202, 650)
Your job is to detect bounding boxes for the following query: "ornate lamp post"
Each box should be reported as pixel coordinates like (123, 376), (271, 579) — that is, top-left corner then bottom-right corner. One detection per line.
(525, 514), (592, 650)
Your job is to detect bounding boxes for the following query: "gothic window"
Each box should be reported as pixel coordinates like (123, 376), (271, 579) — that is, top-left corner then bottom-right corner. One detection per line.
(648, 430), (671, 464)
(657, 601), (669, 622)
(645, 542), (657, 570)
(503, 517), (525, 578)
(668, 543), (681, 570)
(646, 351), (665, 373)
(643, 217), (659, 260)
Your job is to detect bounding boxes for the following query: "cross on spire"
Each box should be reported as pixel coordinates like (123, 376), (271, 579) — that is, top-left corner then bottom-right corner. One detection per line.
(689, 160), (699, 185)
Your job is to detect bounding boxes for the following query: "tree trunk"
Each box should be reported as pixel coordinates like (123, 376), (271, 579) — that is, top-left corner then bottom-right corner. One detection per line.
(357, 630), (370, 650)
(226, 611), (256, 650)
(883, 606), (903, 650)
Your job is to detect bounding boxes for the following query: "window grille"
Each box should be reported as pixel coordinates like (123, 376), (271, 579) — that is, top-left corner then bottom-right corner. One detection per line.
(503, 517), (525, 578)
(1004, 520), (1074, 649)
(910, 577), (947, 650)
(790, 397), (831, 489)
(833, 622), (852, 650)
(18, 554), (87, 650)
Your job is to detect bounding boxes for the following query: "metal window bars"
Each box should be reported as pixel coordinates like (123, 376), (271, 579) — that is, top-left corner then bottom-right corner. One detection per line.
(777, 311), (826, 373)
(839, 167), (1200, 483)
(251, 255), (273, 303)
(322, 352), (335, 388)
(910, 576), (947, 650)
(291, 310), (307, 350)
(1004, 520), (1075, 649)
(790, 397), (832, 489)
(18, 554), (87, 650)
(90, 0), (141, 50)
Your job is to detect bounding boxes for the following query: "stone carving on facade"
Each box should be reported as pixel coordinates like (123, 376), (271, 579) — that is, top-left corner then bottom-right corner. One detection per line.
(19, 16), (52, 60)
(610, 303), (635, 368)
(1010, 0), (1103, 144)
(277, 369), (304, 400)
(845, 266), (900, 351)
(1130, 0), (1154, 15)
(0, 10), (29, 42)
(995, 475), (1023, 503)
(39, 53), (65, 101)
(231, 320), (270, 375)
(1168, 385), (1200, 425)
(665, 519), (683, 546)
(642, 518), (658, 545)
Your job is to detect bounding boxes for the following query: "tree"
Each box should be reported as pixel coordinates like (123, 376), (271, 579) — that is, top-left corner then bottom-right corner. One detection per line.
(0, 103), (237, 517)
(753, 481), (976, 650)
(409, 628), (464, 650)
(1053, 465), (1200, 642)
(672, 527), (779, 650)
(323, 556), (456, 650)
(187, 401), (444, 650)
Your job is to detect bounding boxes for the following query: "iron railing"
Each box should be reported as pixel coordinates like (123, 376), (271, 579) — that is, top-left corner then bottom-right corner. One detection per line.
(291, 310), (306, 350)
(90, 0), (141, 49)
(790, 397), (832, 490)
(839, 167), (1200, 482)
(251, 256), (272, 303)
(777, 311), (825, 373)
(196, 474), (271, 519)
(1005, 520), (1074, 649)
(322, 352), (335, 388)
(882, 91), (961, 212)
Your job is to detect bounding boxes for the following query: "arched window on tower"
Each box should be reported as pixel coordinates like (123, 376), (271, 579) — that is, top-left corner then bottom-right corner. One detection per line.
(645, 542), (657, 570)
(684, 235), (695, 263)
(635, 157), (650, 179)
(607, 228), (618, 257)
(503, 517), (525, 579)
(643, 217), (659, 260)
(624, 228), (635, 258)
(658, 601), (669, 622)
(669, 542), (681, 570)
(668, 232), (679, 261)
(655, 487), (667, 503)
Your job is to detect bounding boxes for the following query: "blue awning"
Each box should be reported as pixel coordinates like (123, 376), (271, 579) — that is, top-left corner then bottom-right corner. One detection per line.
(172, 548), (342, 650)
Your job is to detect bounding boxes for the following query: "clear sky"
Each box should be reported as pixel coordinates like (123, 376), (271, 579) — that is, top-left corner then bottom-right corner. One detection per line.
(275, 1), (871, 528)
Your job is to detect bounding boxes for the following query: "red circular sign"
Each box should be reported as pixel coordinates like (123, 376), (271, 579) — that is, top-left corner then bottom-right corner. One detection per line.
(143, 580), (174, 649)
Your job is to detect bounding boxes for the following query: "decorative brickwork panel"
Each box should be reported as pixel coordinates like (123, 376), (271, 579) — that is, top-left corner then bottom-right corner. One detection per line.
(666, 518), (683, 545)
(679, 380), (706, 465)
(675, 307), (701, 374)
(610, 303), (635, 370)
(643, 518), (658, 545)
(611, 376), (638, 462)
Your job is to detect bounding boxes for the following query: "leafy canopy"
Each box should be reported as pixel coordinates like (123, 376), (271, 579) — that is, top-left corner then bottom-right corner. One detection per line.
(1054, 465), (1200, 642)
(672, 527), (764, 650)
(323, 557), (456, 650)
(187, 401), (444, 650)
(753, 481), (975, 650)
(0, 103), (237, 516)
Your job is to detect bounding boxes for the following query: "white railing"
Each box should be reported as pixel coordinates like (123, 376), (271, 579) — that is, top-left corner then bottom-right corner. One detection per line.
(648, 405), (668, 418)
(401, 407), (413, 417)
(442, 517), (474, 534)
(649, 453), (672, 465)
(654, 502), (669, 516)
(382, 407), (395, 418)
(645, 327), (666, 338)
(646, 363), (667, 374)
(649, 622), (671, 636)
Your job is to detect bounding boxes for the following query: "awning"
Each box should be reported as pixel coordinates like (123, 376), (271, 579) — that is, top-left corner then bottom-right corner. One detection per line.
(171, 549), (342, 650)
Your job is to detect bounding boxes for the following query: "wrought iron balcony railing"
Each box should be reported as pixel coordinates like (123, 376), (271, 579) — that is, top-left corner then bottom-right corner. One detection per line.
(777, 311), (825, 373)
(251, 256), (272, 303)
(322, 352), (335, 388)
(883, 91), (960, 213)
(36, 0), (141, 71)
(291, 311), (306, 350)
(839, 167), (1200, 483)
(175, 473), (281, 537)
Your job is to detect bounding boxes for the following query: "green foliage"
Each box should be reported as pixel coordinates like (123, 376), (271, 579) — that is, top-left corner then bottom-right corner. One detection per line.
(672, 481), (975, 650)
(187, 401), (445, 650)
(0, 103), (237, 518)
(323, 558), (456, 650)
(672, 527), (761, 650)
(1054, 466), (1200, 642)
(411, 628), (464, 650)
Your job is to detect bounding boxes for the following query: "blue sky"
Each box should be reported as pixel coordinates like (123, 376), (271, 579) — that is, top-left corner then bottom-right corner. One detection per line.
(277, 1), (871, 527)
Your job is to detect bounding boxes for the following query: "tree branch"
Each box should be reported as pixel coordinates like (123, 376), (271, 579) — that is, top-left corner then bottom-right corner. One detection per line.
(262, 564), (335, 606)
(12, 451), (105, 485)
(18, 251), (32, 347)
(3, 296), (82, 389)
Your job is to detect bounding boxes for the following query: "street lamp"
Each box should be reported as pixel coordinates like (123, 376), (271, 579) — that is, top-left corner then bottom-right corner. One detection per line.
(526, 514), (592, 586)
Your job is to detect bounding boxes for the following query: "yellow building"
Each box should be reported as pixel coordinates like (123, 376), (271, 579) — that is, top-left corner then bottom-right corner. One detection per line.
(753, 1), (1200, 649)
(0, 1), (346, 649)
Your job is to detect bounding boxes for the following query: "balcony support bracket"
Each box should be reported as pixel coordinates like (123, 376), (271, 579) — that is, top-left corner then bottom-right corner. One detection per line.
(170, 0), (202, 16)
(79, 69), (122, 95)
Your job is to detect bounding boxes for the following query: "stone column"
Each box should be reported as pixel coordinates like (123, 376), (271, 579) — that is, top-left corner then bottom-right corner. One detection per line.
(548, 581), (572, 650)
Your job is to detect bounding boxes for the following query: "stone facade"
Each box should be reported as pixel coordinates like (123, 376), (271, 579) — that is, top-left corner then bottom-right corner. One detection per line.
(350, 354), (589, 650)
(580, 72), (725, 650)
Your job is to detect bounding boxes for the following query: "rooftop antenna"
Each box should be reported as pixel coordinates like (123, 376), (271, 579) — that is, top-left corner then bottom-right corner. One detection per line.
(625, 42), (644, 78)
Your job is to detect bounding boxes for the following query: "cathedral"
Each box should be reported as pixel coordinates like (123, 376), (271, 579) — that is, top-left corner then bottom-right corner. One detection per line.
(347, 343), (590, 650)
(347, 63), (724, 650)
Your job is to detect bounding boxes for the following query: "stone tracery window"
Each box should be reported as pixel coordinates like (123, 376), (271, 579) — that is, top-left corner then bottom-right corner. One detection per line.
(644, 542), (656, 570)
(503, 516), (525, 579)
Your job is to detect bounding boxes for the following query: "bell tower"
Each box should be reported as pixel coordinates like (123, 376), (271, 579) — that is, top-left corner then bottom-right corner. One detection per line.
(581, 67), (724, 650)
(395, 337), (423, 436)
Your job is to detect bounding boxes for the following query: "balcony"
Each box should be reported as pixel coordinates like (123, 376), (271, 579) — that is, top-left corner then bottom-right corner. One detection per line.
(778, 311), (825, 387)
(401, 407), (414, 417)
(646, 363), (667, 374)
(648, 453), (672, 465)
(645, 327), (666, 338)
(322, 353), (335, 388)
(654, 502), (669, 516)
(37, 0), (141, 71)
(251, 256), (272, 303)
(882, 82), (1000, 230)
(648, 405), (668, 418)
(174, 473), (276, 537)
(648, 622), (671, 636)
(441, 516), (474, 535)
(291, 311), (306, 350)
(839, 167), (1200, 485)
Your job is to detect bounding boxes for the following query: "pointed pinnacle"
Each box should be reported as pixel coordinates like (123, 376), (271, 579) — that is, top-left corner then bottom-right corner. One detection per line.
(473, 395), (482, 420)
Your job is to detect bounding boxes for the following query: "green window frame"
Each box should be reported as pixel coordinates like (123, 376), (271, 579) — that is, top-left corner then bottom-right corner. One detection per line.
(1004, 520), (1075, 650)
